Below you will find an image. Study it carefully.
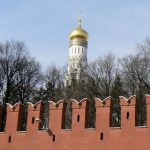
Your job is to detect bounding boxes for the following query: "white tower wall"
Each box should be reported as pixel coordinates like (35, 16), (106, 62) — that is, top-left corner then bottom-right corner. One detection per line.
(65, 19), (88, 86)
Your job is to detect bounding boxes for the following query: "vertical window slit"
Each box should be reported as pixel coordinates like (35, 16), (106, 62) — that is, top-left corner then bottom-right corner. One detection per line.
(52, 134), (55, 142)
(32, 117), (35, 124)
(77, 114), (80, 122)
(100, 132), (103, 140)
(8, 136), (11, 143)
(127, 112), (130, 119)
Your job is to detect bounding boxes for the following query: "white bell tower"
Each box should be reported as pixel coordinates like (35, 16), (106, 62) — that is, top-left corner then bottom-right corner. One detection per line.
(65, 19), (89, 86)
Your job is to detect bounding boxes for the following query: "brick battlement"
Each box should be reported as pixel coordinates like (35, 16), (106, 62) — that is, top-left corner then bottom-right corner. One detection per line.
(0, 95), (150, 150)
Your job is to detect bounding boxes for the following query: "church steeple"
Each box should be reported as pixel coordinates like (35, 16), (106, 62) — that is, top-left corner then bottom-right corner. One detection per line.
(65, 18), (89, 86)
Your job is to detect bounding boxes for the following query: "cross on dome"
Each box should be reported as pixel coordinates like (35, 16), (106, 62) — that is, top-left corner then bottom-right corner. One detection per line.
(78, 18), (82, 28)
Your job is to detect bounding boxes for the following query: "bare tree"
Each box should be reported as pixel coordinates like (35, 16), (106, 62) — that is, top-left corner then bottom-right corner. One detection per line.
(0, 65), (4, 102)
(87, 53), (115, 98)
(121, 52), (150, 125)
(121, 54), (150, 95)
(137, 38), (150, 56)
(45, 65), (65, 101)
(0, 41), (42, 105)
(34, 65), (65, 102)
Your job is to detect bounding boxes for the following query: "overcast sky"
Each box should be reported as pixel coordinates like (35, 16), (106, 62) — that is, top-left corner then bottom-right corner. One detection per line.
(0, 0), (150, 69)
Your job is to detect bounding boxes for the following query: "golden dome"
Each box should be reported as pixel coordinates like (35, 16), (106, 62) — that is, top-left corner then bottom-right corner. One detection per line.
(69, 19), (88, 41)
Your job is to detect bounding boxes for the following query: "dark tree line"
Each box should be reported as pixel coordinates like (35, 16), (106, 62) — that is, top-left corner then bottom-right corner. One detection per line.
(0, 39), (150, 129)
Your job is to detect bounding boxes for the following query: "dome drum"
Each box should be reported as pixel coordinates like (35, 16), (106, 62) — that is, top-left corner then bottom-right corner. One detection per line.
(69, 38), (88, 47)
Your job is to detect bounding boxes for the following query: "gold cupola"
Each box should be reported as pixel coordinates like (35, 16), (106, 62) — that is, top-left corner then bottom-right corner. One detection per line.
(69, 18), (88, 41)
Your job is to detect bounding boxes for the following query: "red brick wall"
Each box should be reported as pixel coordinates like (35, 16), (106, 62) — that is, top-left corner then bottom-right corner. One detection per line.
(0, 95), (150, 150)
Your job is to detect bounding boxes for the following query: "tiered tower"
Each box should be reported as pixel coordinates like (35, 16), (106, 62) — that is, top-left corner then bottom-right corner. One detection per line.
(65, 19), (89, 86)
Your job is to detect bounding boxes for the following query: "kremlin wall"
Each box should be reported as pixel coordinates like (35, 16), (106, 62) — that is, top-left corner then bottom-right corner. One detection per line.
(0, 95), (150, 150)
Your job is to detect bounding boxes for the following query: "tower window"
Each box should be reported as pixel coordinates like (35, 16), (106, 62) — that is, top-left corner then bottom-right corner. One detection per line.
(74, 68), (77, 72)
(82, 80), (84, 84)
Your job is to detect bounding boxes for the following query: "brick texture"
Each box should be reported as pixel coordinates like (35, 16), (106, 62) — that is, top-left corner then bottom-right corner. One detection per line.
(0, 95), (150, 150)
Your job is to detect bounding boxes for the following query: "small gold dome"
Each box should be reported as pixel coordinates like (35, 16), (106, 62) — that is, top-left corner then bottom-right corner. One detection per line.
(69, 28), (88, 41)
(69, 18), (88, 41)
